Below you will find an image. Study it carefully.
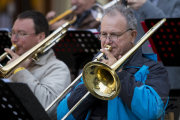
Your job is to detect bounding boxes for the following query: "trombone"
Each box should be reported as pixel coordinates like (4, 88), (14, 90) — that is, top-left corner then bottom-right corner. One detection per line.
(0, 16), (76, 78)
(48, 0), (121, 25)
(0, 44), (16, 62)
(60, 18), (166, 120)
(0, 44), (16, 67)
(91, 0), (122, 21)
(49, 5), (77, 25)
(45, 45), (112, 114)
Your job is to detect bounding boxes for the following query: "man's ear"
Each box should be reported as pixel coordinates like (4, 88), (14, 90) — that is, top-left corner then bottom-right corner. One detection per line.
(130, 29), (137, 44)
(37, 32), (46, 43)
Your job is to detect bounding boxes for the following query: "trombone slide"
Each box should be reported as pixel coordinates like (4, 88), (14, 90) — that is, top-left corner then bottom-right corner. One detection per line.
(103, 0), (120, 9)
(48, 5), (77, 25)
(45, 45), (111, 114)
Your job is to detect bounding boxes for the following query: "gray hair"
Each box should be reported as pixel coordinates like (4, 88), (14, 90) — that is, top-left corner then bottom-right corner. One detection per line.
(102, 4), (137, 30)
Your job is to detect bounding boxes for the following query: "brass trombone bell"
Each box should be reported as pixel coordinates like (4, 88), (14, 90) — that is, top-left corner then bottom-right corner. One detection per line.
(83, 61), (120, 100)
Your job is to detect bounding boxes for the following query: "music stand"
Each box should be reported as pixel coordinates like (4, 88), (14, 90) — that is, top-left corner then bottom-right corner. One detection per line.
(165, 89), (180, 120)
(53, 30), (101, 78)
(142, 18), (180, 66)
(142, 18), (180, 119)
(0, 79), (51, 120)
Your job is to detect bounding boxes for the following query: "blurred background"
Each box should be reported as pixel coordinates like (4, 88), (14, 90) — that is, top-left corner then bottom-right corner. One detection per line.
(0, 0), (110, 29)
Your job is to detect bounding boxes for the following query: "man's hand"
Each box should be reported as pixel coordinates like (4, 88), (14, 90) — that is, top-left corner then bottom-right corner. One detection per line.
(100, 48), (123, 72)
(46, 11), (68, 31)
(79, 14), (100, 29)
(46, 11), (56, 21)
(50, 19), (68, 31)
(126, 0), (147, 10)
(4, 48), (32, 68)
(100, 48), (121, 66)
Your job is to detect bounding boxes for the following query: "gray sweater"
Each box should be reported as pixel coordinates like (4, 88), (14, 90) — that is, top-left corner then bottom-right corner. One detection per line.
(10, 49), (71, 109)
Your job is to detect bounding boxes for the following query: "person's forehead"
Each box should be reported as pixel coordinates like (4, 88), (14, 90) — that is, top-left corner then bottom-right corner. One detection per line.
(106, 10), (125, 19)
(12, 18), (35, 32)
(101, 13), (127, 27)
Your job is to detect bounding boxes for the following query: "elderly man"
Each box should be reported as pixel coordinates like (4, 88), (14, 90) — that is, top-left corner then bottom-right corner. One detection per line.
(56, 4), (170, 120)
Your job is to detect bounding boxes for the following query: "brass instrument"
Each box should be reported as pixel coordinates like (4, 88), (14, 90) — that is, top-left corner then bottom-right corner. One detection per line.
(0, 44), (16, 67)
(61, 18), (166, 120)
(0, 16), (76, 78)
(49, 5), (77, 25)
(45, 45), (111, 115)
(0, 44), (16, 62)
(45, 2), (121, 114)
(48, 0), (121, 25)
(91, 0), (121, 21)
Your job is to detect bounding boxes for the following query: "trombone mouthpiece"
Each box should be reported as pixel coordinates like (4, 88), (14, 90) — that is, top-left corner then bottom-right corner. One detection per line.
(104, 45), (112, 51)
(11, 44), (17, 51)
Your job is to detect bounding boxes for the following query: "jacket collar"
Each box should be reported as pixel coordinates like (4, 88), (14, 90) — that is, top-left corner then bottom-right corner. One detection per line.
(123, 47), (144, 68)
(32, 49), (55, 66)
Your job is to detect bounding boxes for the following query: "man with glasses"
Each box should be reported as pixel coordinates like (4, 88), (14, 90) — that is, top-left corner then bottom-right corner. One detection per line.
(56, 4), (169, 120)
(4, 10), (71, 115)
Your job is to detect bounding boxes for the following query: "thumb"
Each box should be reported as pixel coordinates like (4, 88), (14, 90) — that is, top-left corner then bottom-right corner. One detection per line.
(118, 55), (122, 60)
(4, 48), (18, 58)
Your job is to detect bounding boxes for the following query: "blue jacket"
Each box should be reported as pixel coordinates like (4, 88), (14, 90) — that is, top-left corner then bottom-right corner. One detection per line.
(57, 48), (170, 120)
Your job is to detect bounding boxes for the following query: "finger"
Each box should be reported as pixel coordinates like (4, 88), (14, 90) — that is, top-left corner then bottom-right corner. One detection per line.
(27, 58), (33, 63)
(101, 48), (114, 60)
(7, 59), (13, 64)
(46, 11), (56, 20)
(50, 20), (67, 30)
(19, 58), (32, 68)
(118, 55), (122, 60)
(4, 48), (18, 58)
(6, 55), (16, 64)
(101, 58), (108, 64)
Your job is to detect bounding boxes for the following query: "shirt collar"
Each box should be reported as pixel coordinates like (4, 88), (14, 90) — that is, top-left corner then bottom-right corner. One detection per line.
(32, 49), (55, 66)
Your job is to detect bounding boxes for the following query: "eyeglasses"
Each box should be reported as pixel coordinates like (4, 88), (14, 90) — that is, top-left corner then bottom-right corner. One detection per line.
(8, 31), (36, 38)
(99, 29), (132, 41)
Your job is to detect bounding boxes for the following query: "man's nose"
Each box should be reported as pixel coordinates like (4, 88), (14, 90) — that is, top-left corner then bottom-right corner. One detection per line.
(11, 34), (18, 43)
(104, 35), (112, 44)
